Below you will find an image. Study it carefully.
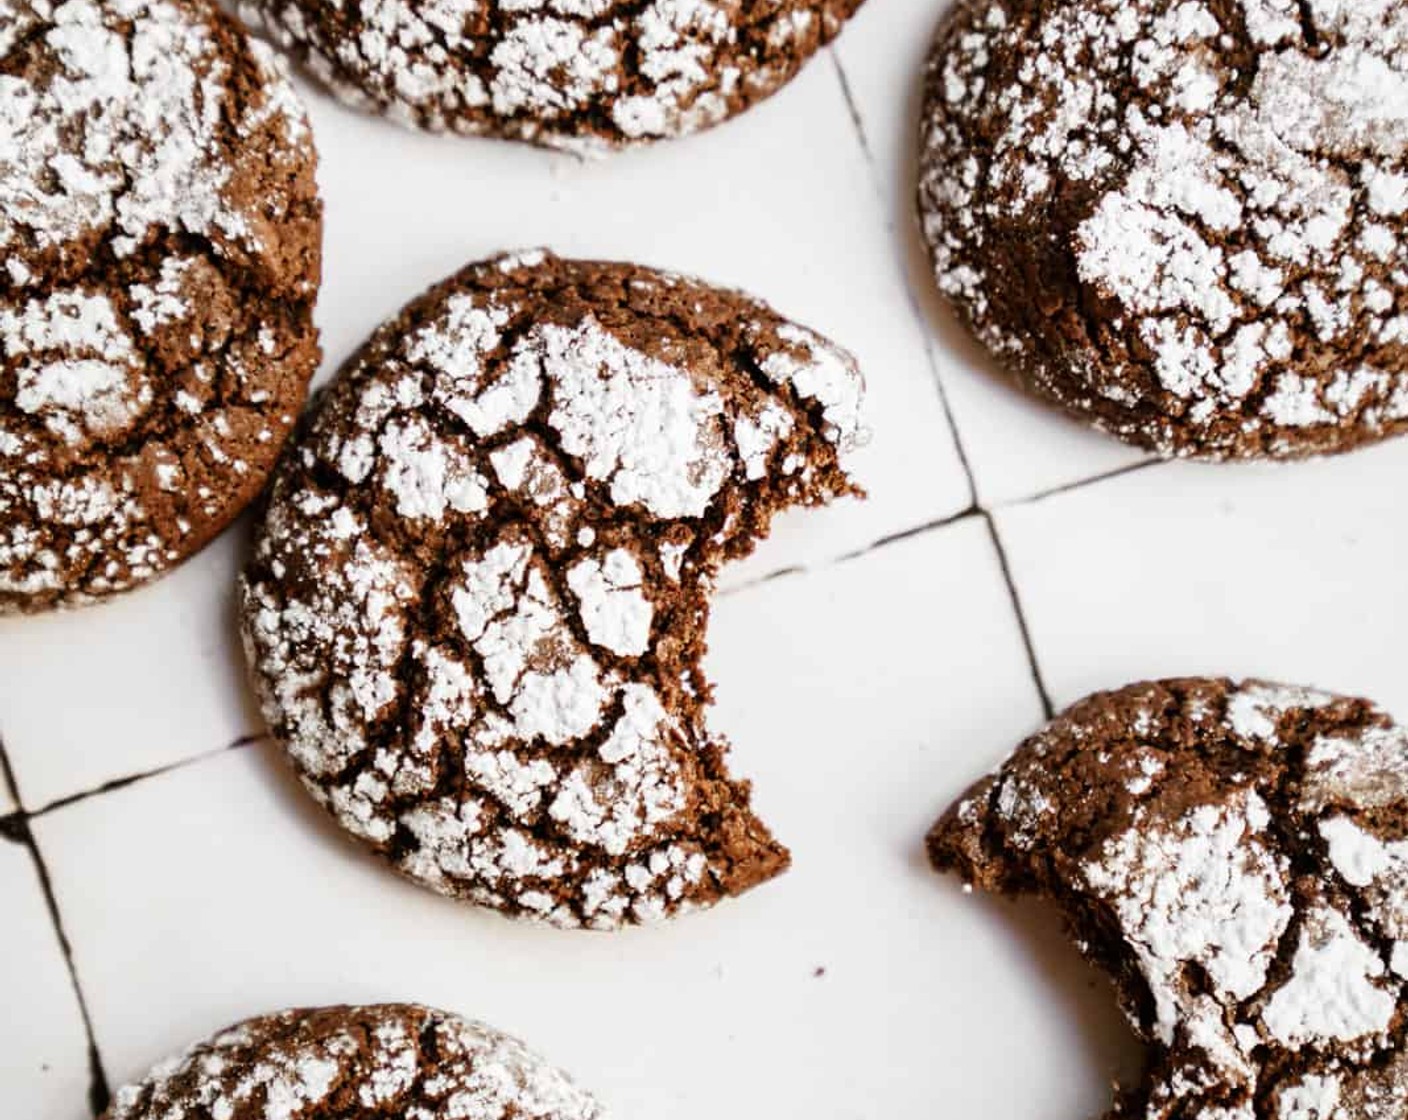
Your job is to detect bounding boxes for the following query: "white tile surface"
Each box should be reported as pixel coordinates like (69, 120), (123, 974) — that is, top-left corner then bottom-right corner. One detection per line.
(8, 3), (1408, 1119)
(833, 0), (1151, 506)
(37, 524), (1139, 1119)
(996, 439), (1408, 715)
(0, 519), (258, 811)
(0, 837), (93, 1120)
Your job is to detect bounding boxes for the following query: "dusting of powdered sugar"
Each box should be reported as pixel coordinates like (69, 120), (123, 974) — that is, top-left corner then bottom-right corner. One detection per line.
(241, 251), (863, 928)
(535, 316), (731, 519)
(1225, 682), (1333, 742)
(566, 549), (653, 656)
(1303, 723), (1408, 812)
(1276, 1074), (1343, 1120)
(0, 0), (285, 262)
(238, 0), (857, 152)
(1083, 791), (1292, 1052)
(105, 1004), (605, 1120)
(0, 0), (316, 611)
(1319, 816), (1408, 969)
(1262, 906), (1397, 1048)
(942, 678), (1408, 1119)
(919, 0), (1408, 458)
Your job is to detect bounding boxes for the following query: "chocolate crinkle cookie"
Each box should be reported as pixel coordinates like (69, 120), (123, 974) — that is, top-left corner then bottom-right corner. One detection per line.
(103, 1003), (604, 1120)
(931, 677), (1408, 1120)
(918, 0), (1408, 460)
(241, 249), (866, 929)
(236, 0), (864, 153)
(0, 0), (322, 613)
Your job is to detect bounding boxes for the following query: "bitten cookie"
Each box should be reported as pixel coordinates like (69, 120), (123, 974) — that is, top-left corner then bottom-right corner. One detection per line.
(241, 249), (865, 928)
(103, 1004), (603, 1119)
(918, 0), (1408, 460)
(237, 0), (863, 153)
(0, 0), (322, 613)
(931, 678), (1408, 1120)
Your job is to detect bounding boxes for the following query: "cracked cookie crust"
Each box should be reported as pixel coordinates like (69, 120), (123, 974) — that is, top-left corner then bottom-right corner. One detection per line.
(0, 0), (322, 613)
(103, 1003), (604, 1120)
(241, 249), (866, 929)
(917, 0), (1408, 460)
(236, 0), (864, 154)
(931, 678), (1408, 1120)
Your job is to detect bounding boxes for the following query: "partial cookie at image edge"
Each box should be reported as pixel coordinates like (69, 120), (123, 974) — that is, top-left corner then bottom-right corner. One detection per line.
(101, 1003), (605, 1119)
(916, 0), (1408, 461)
(931, 676), (1408, 1120)
(237, 0), (866, 153)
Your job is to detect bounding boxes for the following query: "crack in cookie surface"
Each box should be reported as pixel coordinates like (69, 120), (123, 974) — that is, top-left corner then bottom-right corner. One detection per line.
(918, 0), (1408, 460)
(0, 0), (322, 612)
(236, 0), (864, 153)
(103, 1003), (604, 1119)
(930, 678), (1408, 1120)
(241, 249), (866, 929)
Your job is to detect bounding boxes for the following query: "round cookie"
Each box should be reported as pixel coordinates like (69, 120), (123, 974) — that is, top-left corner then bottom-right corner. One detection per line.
(237, 0), (864, 153)
(103, 1003), (603, 1119)
(0, 0), (322, 613)
(241, 249), (866, 928)
(917, 0), (1408, 460)
(931, 678), (1408, 1120)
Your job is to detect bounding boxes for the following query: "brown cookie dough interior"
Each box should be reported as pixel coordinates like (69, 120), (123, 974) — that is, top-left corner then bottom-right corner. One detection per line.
(931, 678), (1408, 1119)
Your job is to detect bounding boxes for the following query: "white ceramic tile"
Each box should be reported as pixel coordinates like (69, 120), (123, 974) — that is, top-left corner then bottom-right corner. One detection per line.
(303, 56), (971, 588)
(38, 522), (1140, 1120)
(0, 517), (258, 811)
(832, 0), (1151, 506)
(0, 837), (93, 1120)
(996, 439), (1408, 715)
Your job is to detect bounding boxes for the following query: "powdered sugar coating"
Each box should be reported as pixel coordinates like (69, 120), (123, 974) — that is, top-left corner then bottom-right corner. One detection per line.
(103, 1003), (604, 1120)
(242, 250), (865, 928)
(0, 0), (321, 612)
(919, 0), (1408, 459)
(237, 0), (863, 154)
(931, 677), (1408, 1120)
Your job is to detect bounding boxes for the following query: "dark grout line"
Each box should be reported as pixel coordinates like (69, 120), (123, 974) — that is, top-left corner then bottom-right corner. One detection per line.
(981, 512), (1055, 721)
(0, 811), (25, 845)
(838, 505), (979, 562)
(717, 564), (806, 598)
(722, 505), (982, 596)
(827, 50), (982, 512)
(31, 734), (266, 819)
(24, 828), (112, 1117)
(0, 741), (111, 1115)
(913, 332), (981, 508)
(34, 763), (192, 818)
(829, 49), (877, 168)
(1001, 457), (1165, 509)
(0, 734), (24, 809)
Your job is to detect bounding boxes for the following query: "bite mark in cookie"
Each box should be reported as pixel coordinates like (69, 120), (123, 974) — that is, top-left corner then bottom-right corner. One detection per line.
(241, 249), (866, 928)
(931, 678), (1408, 1120)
